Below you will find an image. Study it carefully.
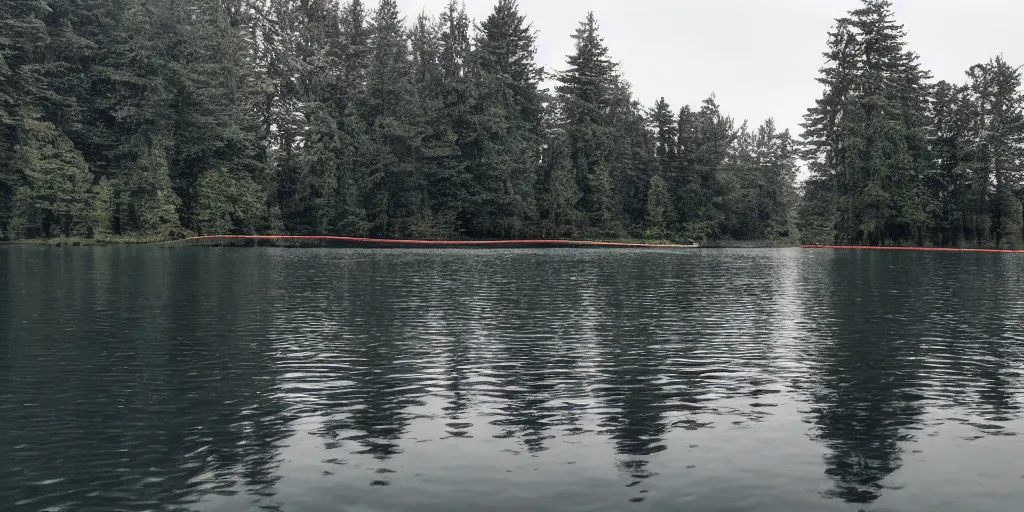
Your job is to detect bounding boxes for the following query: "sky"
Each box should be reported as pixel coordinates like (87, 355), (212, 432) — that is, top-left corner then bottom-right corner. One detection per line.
(394, 0), (1024, 139)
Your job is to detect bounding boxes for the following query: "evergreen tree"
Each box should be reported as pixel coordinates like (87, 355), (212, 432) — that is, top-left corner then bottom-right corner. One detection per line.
(463, 0), (545, 237)
(195, 167), (271, 235)
(684, 95), (735, 241)
(408, 9), (461, 238)
(299, 102), (342, 233)
(963, 57), (1024, 246)
(96, 0), (183, 236)
(555, 12), (625, 236)
(648, 97), (677, 160)
(644, 174), (671, 239)
(336, 0), (373, 235)
(538, 129), (583, 237)
(749, 119), (798, 240)
(0, 0), (898, 245)
(0, 0), (52, 235)
(927, 80), (974, 245)
(362, 0), (422, 237)
(10, 119), (97, 237)
(801, 0), (932, 245)
(176, 0), (267, 232)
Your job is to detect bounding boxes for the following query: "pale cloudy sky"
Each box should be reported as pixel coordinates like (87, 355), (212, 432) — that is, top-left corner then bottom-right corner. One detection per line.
(394, 0), (1023, 138)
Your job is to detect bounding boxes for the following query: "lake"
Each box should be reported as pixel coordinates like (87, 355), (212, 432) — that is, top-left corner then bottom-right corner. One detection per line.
(2, 246), (1024, 512)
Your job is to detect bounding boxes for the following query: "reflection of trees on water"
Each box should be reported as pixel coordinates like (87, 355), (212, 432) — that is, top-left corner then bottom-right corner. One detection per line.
(922, 256), (1024, 428)
(292, 256), (429, 465)
(0, 249), (295, 511)
(485, 256), (590, 453)
(9, 248), (1024, 511)
(800, 251), (930, 504)
(589, 258), (674, 485)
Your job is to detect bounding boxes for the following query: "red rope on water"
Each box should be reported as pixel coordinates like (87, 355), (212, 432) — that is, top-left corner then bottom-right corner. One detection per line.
(186, 235), (693, 248)
(800, 245), (1024, 254)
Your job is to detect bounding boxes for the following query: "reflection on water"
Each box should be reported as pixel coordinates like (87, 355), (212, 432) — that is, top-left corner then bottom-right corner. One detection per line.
(2, 246), (1024, 512)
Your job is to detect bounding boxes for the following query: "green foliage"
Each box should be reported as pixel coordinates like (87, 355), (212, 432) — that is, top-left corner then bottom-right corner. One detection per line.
(538, 134), (583, 237)
(797, 0), (1024, 248)
(1, 0), (889, 246)
(195, 168), (271, 235)
(644, 174), (671, 239)
(89, 177), (115, 236)
(115, 139), (182, 236)
(12, 119), (98, 237)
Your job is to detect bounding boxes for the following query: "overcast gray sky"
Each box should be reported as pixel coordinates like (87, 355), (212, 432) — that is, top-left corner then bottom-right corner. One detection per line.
(395, 0), (1023, 138)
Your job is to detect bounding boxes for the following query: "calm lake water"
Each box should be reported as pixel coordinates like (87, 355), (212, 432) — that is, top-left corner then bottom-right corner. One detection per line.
(2, 246), (1024, 512)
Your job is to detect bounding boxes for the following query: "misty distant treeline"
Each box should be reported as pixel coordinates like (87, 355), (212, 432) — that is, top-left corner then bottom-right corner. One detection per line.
(0, 0), (1021, 246)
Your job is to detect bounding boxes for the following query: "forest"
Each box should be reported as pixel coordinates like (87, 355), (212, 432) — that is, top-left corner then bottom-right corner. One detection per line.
(0, 0), (1021, 247)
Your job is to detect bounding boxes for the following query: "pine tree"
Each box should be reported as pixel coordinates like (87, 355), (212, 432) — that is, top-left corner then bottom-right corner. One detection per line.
(927, 80), (974, 245)
(194, 167), (271, 235)
(0, 0), (52, 235)
(94, 0), (184, 236)
(340, 0), (370, 101)
(335, 0), (373, 235)
(647, 97), (677, 160)
(757, 120), (799, 239)
(683, 95), (735, 240)
(555, 12), (625, 236)
(0, 0), (847, 244)
(116, 135), (183, 236)
(718, 120), (755, 239)
(963, 57), (1024, 246)
(643, 174), (671, 239)
(463, 0), (545, 237)
(299, 102), (342, 233)
(605, 82), (655, 233)
(801, 0), (932, 245)
(362, 0), (423, 237)
(643, 98), (678, 233)
(10, 119), (97, 237)
(538, 130), (582, 237)
(174, 0), (267, 232)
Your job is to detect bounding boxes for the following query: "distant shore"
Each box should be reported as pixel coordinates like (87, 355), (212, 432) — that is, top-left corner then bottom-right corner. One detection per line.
(4, 235), (795, 249)
(801, 244), (1024, 254)
(8, 237), (1024, 252)
(163, 235), (699, 249)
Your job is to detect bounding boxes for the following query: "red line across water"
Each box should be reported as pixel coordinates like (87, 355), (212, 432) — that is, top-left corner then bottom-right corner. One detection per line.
(185, 235), (693, 248)
(801, 245), (1024, 254)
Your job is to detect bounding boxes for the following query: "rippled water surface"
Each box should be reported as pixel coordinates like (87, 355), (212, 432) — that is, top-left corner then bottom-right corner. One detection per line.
(3, 246), (1024, 512)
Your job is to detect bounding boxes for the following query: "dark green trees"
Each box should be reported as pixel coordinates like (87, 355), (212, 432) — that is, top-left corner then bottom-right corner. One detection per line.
(924, 57), (1024, 247)
(800, 0), (1024, 248)
(10, 119), (97, 237)
(554, 12), (624, 236)
(463, 0), (545, 238)
(801, 0), (931, 246)
(0, 0), (804, 243)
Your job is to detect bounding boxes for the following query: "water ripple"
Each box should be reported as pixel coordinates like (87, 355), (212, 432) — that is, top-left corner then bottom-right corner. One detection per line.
(2, 246), (1024, 511)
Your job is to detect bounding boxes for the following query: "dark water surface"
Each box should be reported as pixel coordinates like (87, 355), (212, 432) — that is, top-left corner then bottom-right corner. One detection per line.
(2, 246), (1024, 512)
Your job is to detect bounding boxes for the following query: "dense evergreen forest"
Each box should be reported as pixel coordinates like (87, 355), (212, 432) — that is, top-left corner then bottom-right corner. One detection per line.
(0, 0), (1021, 247)
(800, 1), (1024, 248)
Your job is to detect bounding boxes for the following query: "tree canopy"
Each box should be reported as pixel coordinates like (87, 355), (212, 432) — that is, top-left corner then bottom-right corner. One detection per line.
(7, 0), (1017, 248)
(799, 0), (1024, 248)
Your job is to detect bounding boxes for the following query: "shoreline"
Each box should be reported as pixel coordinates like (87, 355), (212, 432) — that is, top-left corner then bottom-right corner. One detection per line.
(5, 234), (789, 249)
(801, 244), (1024, 254)
(163, 235), (701, 249)
(7, 237), (1023, 252)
